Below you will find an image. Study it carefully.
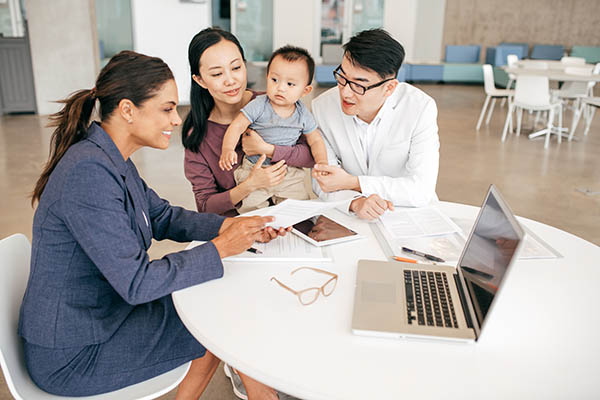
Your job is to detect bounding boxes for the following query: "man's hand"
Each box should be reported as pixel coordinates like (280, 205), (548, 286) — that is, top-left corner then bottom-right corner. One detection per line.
(312, 164), (360, 192)
(350, 194), (394, 220)
(241, 129), (275, 157)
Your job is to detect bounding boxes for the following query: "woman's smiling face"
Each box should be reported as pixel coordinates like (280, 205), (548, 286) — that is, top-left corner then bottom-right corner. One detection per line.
(194, 39), (248, 106)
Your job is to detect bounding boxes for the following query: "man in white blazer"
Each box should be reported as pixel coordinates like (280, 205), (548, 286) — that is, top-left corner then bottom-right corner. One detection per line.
(312, 29), (440, 220)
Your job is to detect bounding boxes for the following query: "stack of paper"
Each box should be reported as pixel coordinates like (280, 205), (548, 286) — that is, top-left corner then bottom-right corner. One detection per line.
(241, 198), (352, 229)
(379, 207), (461, 238)
(188, 233), (331, 262)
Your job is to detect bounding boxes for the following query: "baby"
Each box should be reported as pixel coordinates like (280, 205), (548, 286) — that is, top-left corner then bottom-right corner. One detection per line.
(219, 45), (327, 213)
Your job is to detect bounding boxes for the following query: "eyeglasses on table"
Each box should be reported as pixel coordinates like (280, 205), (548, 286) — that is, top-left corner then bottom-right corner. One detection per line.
(270, 266), (338, 306)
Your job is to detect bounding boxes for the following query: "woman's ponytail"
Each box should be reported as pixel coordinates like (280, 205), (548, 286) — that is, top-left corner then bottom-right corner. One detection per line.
(31, 89), (96, 206)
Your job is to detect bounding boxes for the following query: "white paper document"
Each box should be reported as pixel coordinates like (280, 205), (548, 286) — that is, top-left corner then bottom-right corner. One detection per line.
(189, 234), (331, 262)
(380, 207), (461, 238)
(241, 198), (352, 229)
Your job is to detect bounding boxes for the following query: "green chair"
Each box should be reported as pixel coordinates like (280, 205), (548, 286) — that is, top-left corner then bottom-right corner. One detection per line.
(570, 46), (600, 64)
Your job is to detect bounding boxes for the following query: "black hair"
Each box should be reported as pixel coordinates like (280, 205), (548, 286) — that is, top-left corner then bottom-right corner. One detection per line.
(32, 50), (173, 205)
(343, 28), (405, 79)
(267, 45), (315, 86)
(181, 27), (246, 153)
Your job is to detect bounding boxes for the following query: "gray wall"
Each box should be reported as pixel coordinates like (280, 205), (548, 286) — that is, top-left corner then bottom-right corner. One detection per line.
(26, 0), (97, 115)
(443, 0), (600, 61)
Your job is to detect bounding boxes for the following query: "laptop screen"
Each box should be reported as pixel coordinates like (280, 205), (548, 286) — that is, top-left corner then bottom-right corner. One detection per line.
(458, 189), (522, 328)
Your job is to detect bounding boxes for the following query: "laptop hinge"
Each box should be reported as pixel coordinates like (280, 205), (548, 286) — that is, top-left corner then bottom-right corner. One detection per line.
(454, 273), (473, 329)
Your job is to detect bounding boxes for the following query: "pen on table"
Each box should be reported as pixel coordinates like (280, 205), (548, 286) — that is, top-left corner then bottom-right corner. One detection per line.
(392, 256), (438, 265)
(246, 247), (263, 254)
(401, 247), (445, 263)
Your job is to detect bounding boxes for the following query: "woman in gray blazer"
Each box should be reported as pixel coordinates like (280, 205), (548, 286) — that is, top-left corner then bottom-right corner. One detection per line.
(18, 50), (281, 398)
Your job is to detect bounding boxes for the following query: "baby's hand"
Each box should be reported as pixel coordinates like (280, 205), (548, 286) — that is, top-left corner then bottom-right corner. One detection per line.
(314, 161), (329, 176)
(219, 150), (238, 171)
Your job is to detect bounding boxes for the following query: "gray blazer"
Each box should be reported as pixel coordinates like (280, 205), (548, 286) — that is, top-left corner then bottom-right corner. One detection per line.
(19, 123), (226, 348)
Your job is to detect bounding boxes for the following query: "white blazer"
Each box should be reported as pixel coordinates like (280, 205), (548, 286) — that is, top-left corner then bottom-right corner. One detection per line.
(311, 84), (440, 207)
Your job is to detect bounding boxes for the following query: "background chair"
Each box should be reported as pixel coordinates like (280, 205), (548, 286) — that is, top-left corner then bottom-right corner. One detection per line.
(530, 44), (564, 60)
(569, 97), (600, 140)
(477, 64), (514, 130)
(500, 54), (519, 107)
(501, 74), (562, 148)
(442, 45), (483, 83)
(0, 233), (191, 400)
(570, 46), (600, 64)
(555, 64), (600, 137)
(445, 45), (481, 63)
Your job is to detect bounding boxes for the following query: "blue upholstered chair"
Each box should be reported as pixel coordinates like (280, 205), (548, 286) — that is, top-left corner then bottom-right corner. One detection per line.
(396, 63), (410, 83)
(530, 44), (564, 60)
(314, 64), (337, 85)
(499, 42), (529, 59)
(444, 45), (481, 63)
(494, 45), (525, 66)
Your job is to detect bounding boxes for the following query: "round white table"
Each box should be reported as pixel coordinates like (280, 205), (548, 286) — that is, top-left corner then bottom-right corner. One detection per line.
(503, 66), (600, 82)
(172, 202), (600, 400)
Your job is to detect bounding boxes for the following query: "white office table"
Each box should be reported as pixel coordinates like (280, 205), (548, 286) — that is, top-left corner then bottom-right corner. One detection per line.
(172, 202), (600, 400)
(503, 66), (600, 82)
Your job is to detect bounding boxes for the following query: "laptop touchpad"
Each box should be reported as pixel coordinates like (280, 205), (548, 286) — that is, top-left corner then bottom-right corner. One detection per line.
(361, 281), (396, 303)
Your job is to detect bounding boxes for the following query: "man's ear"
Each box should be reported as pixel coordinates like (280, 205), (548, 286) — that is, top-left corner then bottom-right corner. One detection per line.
(192, 74), (208, 89)
(303, 84), (313, 96)
(118, 99), (135, 124)
(383, 79), (398, 98)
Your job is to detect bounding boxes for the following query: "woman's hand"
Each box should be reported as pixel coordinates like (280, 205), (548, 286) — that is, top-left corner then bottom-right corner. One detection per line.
(211, 216), (274, 258)
(241, 129), (275, 158)
(256, 226), (293, 243)
(244, 154), (287, 190)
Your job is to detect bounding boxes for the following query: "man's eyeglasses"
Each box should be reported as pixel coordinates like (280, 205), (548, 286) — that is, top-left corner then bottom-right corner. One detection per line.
(270, 267), (338, 306)
(333, 65), (394, 95)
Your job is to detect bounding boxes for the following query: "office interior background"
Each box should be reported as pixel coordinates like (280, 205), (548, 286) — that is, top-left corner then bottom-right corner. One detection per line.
(1, 0), (599, 399)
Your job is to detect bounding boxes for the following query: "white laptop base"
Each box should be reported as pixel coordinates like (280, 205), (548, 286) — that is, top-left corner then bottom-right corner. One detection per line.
(352, 260), (476, 342)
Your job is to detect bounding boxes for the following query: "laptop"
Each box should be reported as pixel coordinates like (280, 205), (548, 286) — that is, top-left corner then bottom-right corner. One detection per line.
(351, 185), (525, 342)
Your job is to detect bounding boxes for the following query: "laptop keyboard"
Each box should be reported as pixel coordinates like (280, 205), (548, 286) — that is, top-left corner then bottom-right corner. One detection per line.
(404, 270), (458, 328)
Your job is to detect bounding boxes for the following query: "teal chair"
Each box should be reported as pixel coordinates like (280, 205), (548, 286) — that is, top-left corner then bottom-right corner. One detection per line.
(570, 46), (600, 64)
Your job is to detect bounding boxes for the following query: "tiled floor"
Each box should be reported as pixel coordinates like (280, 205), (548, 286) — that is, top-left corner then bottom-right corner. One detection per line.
(1, 82), (598, 399)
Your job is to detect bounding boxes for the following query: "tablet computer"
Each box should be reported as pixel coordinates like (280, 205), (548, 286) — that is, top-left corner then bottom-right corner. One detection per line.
(292, 215), (364, 247)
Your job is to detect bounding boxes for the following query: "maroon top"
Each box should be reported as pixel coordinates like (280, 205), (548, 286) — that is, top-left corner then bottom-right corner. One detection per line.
(184, 96), (315, 215)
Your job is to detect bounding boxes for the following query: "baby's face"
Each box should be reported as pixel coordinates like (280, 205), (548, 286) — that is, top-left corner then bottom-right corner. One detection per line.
(266, 55), (311, 107)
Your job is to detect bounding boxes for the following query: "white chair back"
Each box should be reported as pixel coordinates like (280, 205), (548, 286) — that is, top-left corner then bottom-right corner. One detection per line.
(561, 56), (586, 66)
(482, 64), (496, 94)
(0, 234), (191, 399)
(0, 234), (33, 400)
(506, 54), (519, 67)
(514, 75), (551, 107)
(506, 54), (518, 80)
